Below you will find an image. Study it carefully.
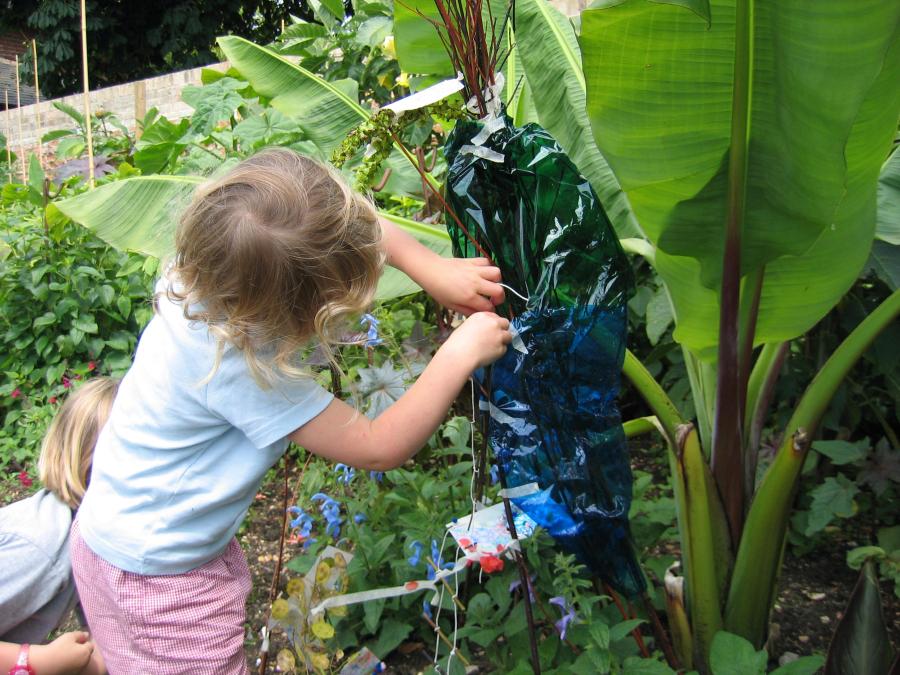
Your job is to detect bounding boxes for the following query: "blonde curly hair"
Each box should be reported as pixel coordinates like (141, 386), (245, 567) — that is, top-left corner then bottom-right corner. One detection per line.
(168, 148), (384, 385)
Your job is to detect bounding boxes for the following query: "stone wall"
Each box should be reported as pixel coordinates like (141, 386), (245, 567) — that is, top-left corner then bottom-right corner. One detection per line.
(2, 62), (228, 165)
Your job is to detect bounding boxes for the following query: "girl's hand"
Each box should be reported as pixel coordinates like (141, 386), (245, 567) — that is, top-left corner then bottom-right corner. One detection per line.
(440, 311), (512, 370)
(423, 257), (506, 316)
(30, 632), (95, 675)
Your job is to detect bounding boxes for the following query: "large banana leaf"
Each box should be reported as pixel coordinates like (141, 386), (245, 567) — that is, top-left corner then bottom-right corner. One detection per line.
(515, 0), (640, 239)
(218, 36), (368, 159)
(581, 0), (900, 359)
(50, 176), (452, 300)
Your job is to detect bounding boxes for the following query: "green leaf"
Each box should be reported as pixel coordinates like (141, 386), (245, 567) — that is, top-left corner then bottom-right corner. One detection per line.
(805, 473), (860, 536)
(709, 631), (767, 675)
(515, 0), (640, 238)
(651, 0), (711, 25)
(218, 36), (366, 158)
(770, 655), (825, 675)
(867, 240), (900, 291)
(824, 561), (894, 675)
(609, 618), (645, 643)
(356, 16), (392, 48)
(51, 175), (202, 259)
(811, 439), (870, 465)
(73, 316), (99, 334)
(582, 0), (900, 358)
(877, 148), (900, 245)
(371, 619), (412, 660)
(181, 77), (246, 135)
(232, 109), (300, 148)
(621, 656), (677, 675)
(32, 312), (58, 329)
(646, 287), (673, 345)
(846, 546), (885, 570)
(116, 296), (132, 319)
(393, 0), (453, 77)
(878, 525), (900, 552)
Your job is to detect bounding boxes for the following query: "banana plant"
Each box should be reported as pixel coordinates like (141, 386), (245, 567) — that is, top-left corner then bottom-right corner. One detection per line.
(578, 0), (900, 667)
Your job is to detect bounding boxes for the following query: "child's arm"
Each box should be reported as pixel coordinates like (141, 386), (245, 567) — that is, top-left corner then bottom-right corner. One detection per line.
(380, 216), (506, 315)
(1, 632), (96, 675)
(290, 311), (510, 470)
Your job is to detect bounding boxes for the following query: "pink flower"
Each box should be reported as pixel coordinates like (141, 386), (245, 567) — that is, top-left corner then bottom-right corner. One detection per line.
(62, 376), (71, 389)
(18, 471), (33, 488)
(49, 396), (58, 404)
(87, 361), (96, 371)
(10, 388), (21, 399)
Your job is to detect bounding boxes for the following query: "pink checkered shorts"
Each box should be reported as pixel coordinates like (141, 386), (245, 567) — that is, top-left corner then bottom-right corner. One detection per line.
(70, 519), (251, 675)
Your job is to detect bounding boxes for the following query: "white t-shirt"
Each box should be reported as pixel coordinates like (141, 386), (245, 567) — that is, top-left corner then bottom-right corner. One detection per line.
(78, 279), (333, 574)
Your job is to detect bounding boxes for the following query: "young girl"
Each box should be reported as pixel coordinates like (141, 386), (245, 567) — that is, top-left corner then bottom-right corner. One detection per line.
(1, 376), (117, 675)
(70, 148), (510, 673)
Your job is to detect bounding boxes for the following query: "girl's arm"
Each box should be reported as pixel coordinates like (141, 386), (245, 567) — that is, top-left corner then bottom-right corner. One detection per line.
(380, 216), (505, 315)
(1, 632), (97, 675)
(289, 311), (510, 470)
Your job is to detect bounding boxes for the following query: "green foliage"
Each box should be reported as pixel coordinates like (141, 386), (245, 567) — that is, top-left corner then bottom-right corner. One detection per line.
(708, 631), (823, 675)
(0, 179), (155, 470)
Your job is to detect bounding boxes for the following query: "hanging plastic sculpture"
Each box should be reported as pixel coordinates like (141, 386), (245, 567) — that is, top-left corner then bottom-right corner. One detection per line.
(443, 101), (645, 597)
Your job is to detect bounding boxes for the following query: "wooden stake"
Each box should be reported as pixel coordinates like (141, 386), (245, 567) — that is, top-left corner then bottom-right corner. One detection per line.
(4, 89), (12, 183)
(14, 56), (25, 182)
(31, 40), (42, 169)
(80, 0), (95, 187)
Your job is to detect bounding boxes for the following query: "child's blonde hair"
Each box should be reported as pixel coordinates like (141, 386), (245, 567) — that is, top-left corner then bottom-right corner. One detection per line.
(169, 148), (384, 385)
(38, 376), (119, 509)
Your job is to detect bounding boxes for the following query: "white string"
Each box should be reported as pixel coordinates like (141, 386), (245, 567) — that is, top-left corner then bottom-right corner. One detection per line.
(498, 282), (530, 303)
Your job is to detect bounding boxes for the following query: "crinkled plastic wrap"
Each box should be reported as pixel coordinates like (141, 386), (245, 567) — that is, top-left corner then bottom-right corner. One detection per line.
(444, 114), (645, 596)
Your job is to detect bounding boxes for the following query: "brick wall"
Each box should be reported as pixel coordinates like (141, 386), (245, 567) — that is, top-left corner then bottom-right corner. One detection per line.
(2, 62), (228, 170)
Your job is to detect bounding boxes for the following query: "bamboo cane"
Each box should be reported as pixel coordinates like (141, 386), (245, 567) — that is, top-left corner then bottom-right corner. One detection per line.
(31, 40), (42, 169)
(80, 0), (95, 187)
(14, 56), (25, 182)
(4, 89), (12, 182)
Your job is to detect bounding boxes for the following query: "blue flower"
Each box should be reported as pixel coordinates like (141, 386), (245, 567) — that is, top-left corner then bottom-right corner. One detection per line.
(431, 539), (454, 571)
(360, 313), (383, 349)
(422, 599), (433, 620)
(334, 463), (356, 485)
(549, 596), (577, 640)
(368, 470), (384, 482)
(407, 540), (423, 567)
(287, 506), (314, 537)
(353, 513), (367, 524)
(509, 574), (536, 602)
(311, 493), (343, 541)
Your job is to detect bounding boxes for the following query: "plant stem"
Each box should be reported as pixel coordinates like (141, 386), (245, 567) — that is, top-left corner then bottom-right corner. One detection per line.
(622, 349), (683, 449)
(726, 288), (900, 646)
(712, 0), (754, 545)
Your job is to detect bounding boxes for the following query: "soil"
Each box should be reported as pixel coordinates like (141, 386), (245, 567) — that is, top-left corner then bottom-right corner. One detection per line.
(2, 462), (897, 673)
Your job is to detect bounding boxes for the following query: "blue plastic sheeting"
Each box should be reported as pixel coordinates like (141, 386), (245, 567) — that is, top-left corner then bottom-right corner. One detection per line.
(445, 113), (646, 596)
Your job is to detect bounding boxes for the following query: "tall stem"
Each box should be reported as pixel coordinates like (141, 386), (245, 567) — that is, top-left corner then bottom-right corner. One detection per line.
(711, 0), (753, 544)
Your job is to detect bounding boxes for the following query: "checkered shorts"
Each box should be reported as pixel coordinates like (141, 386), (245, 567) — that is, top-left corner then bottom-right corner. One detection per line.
(70, 519), (251, 675)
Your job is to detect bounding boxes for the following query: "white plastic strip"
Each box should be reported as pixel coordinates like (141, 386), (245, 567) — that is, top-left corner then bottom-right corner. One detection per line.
(383, 75), (465, 114)
(309, 557), (469, 617)
(499, 482), (540, 499)
(458, 145), (505, 163)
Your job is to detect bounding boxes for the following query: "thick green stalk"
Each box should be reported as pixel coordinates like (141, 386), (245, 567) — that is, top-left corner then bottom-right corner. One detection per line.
(623, 416), (661, 439)
(712, 0), (754, 542)
(670, 426), (727, 669)
(622, 349), (683, 448)
(725, 289), (900, 646)
(743, 342), (788, 496)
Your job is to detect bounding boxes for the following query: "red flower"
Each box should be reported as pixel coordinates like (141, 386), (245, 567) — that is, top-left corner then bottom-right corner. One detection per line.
(87, 361), (97, 371)
(479, 554), (504, 574)
(49, 396), (58, 404)
(10, 388), (21, 399)
(18, 471), (33, 488)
